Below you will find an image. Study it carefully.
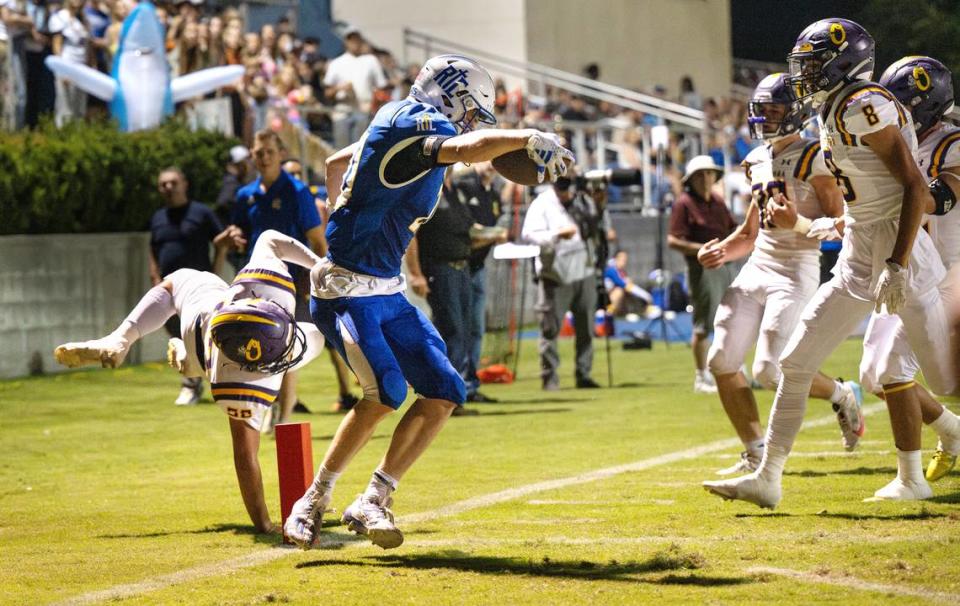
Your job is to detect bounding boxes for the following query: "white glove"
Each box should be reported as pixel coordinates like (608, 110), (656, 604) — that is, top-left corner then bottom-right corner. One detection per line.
(525, 133), (574, 183)
(807, 217), (841, 241)
(167, 337), (188, 374)
(873, 260), (907, 314)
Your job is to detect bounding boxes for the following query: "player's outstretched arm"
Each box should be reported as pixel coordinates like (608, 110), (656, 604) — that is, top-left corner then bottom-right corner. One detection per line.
(437, 128), (539, 165)
(228, 417), (277, 534)
(325, 142), (361, 206)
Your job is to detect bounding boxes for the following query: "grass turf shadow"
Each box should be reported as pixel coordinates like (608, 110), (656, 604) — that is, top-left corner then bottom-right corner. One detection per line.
(97, 522), (285, 544)
(295, 546), (751, 586)
(783, 466), (897, 478)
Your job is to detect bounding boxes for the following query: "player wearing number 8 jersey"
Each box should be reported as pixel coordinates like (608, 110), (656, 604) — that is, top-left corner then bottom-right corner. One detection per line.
(704, 18), (957, 508)
(284, 54), (575, 550)
(700, 73), (863, 477)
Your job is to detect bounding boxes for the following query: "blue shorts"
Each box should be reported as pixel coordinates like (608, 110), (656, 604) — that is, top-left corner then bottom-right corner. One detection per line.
(310, 293), (466, 408)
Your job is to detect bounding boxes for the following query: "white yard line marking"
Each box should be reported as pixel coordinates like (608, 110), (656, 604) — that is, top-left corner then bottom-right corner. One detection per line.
(54, 403), (886, 606)
(748, 566), (960, 605)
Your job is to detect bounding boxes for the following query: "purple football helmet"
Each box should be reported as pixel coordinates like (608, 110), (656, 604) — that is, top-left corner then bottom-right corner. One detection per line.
(747, 73), (808, 140)
(209, 298), (305, 373)
(880, 56), (954, 135)
(787, 18), (875, 107)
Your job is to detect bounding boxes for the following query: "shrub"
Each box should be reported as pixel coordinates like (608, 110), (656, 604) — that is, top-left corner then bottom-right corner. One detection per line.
(0, 118), (238, 234)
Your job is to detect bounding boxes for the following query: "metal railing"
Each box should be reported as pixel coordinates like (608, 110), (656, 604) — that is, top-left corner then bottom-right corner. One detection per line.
(403, 28), (706, 132)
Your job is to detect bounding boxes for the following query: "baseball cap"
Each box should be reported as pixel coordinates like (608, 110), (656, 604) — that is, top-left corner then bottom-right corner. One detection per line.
(229, 145), (250, 164)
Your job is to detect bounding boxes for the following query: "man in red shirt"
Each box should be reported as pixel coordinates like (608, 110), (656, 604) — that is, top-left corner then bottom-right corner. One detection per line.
(668, 156), (736, 393)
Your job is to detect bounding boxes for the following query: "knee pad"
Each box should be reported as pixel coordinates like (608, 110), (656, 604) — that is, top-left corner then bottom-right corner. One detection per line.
(752, 361), (782, 391)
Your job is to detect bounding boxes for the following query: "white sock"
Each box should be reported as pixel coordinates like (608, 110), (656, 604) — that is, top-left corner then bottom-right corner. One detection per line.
(757, 371), (814, 481)
(364, 469), (398, 502)
(111, 285), (176, 344)
(829, 380), (845, 404)
(744, 438), (765, 459)
(312, 465), (340, 494)
(930, 409), (960, 453)
(896, 449), (924, 484)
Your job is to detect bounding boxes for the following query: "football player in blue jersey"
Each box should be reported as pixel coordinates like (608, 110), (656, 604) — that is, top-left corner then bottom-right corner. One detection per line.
(285, 54), (574, 550)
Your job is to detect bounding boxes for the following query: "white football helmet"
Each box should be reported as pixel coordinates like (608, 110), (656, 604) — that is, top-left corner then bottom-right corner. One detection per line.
(409, 54), (497, 133)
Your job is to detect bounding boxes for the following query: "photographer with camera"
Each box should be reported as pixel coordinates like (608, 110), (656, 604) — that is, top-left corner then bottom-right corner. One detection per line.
(522, 169), (605, 391)
(667, 156), (736, 394)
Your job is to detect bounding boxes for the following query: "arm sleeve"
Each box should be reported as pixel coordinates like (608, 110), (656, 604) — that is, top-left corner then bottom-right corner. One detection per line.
(248, 229), (323, 271)
(668, 199), (690, 240)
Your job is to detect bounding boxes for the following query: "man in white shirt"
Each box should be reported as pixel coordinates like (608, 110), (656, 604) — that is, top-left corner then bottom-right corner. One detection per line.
(322, 26), (387, 147)
(522, 175), (602, 391)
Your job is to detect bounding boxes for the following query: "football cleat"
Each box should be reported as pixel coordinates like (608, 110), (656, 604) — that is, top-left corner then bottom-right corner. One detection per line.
(864, 477), (932, 502)
(54, 336), (130, 369)
(283, 486), (332, 550)
(833, 380), (865, 451)
(716, 451), (761, 476)
(342, 494), (404, 549)
(174, 378), (202, 406)
(925, 446), (957, 482)
(703, 472), (782, 509)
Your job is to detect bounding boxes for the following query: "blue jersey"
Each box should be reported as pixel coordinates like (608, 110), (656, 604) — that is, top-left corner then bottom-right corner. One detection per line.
(232, 170), (322, 261)
(326, 99), (458, 278)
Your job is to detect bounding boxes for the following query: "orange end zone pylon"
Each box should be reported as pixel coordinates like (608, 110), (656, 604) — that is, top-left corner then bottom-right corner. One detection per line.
(275, 422), (314, 543)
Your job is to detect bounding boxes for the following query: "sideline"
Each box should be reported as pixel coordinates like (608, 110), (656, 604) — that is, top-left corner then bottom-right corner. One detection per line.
(55, 403), (886, 605)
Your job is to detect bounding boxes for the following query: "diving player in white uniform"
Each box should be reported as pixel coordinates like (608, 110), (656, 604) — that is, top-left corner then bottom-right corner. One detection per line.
(859, 56), (960, 483)
(704, 18), (958, 507)
(699, 73), (863, 476)
(54, 229), (326, 533)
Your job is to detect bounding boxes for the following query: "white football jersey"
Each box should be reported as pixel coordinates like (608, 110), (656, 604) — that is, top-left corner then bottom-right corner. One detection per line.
(818, 81), (918, 227)
(919, 123), (960, 269)
(743, 137), (830, 260)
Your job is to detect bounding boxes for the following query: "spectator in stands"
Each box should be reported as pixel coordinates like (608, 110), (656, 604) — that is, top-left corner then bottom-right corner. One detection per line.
(522, 172), (602, 392)
(604, 250), (652, 317)
(232, 129), (325, 429)
(667, 156), (736, 394)
(322, 26), (387, 147)
(50, 0), (91, 126)
(1, 0), (33, 130)
(149, 166), (232, 405)
(23, 0), (55, 127)
(215, 144), (253, 227)
(679, 75), (702, 110)
(453, 162), (507, 403)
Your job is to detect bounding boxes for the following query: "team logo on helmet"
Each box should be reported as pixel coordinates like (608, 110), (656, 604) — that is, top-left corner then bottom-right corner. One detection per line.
(913, 66), (931, 91)
(210, 298), (306, 374)
(880, 55), (954, 135)
(829, 22), (846, 46)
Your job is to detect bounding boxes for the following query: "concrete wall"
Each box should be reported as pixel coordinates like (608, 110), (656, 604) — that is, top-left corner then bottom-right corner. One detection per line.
(332, 0), (528, 75)
(525, 0), (732, 99)
(333, 0), (731, 100)
(0, 234), (168, 379)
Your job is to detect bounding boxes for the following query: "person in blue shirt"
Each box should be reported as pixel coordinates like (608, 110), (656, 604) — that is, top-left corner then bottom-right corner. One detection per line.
(232, 129), (327, 428)
(285, 54), (574, 550)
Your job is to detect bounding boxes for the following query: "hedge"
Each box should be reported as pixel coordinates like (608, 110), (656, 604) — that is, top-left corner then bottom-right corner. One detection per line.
(0, 119), (238, 235)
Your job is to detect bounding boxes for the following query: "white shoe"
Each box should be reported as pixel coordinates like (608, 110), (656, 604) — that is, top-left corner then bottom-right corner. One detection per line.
(864, 477), (932, 502)
(694, 375), (717, 394)
(54, 336), (129, 369)
(174, 381), (202, 406)
(342, 494), (404, 549)
(833, 380), (865, 451)
(703, 472), (781, 509)
(716, 451), (760, 476)
(284, 486), (332, 549)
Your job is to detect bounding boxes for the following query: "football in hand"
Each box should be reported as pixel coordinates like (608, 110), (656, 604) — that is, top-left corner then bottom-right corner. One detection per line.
(492, 149), (572, 186)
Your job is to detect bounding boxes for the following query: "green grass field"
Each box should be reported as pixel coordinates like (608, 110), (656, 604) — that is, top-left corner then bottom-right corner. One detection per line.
(3, 337), (960, 605)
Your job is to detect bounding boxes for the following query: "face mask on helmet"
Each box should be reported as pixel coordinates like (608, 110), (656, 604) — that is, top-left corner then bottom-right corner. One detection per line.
(747, 73), (807, 141)
(880, 56), (955, 135)
(209, 298), (306, 374)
